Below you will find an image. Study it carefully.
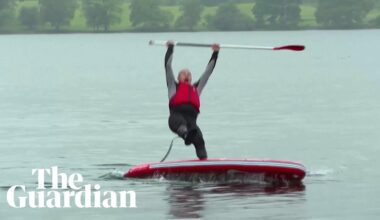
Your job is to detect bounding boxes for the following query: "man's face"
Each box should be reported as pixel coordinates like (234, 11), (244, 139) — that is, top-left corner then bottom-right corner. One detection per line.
(178, 69), (192, 84)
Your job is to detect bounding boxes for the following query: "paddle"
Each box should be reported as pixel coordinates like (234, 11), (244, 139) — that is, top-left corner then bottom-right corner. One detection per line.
(149, 40), (305, 51)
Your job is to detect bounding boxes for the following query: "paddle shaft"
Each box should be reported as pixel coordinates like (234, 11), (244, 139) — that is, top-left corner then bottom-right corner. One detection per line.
(149, 40), (305, 51)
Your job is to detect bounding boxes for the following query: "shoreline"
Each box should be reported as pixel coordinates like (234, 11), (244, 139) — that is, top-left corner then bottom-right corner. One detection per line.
(1, 27), (379, 35)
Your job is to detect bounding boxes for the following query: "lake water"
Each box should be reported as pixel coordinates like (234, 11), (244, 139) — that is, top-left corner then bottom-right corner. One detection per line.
(0, 30), (379, 219)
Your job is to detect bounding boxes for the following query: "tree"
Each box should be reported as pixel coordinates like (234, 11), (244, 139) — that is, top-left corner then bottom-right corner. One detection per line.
(202, 0), (231, 6)
(39, 0), (78, 31)
(0, 0), (15, 28)
(160, 0), (178, 6)
(129, 0), (172, 31)
(315, 0), (374, 28)
(82, 0), (123, 32)
(19, 6), (39, 30)
(175, 0), (203, 30)
(252, 0), (301, 28)
(208, 2), (253, 31)
(370, 15), (380, 27)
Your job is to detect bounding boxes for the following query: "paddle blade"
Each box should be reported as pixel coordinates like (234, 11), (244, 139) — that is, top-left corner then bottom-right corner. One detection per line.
(274, 45), (305, 51)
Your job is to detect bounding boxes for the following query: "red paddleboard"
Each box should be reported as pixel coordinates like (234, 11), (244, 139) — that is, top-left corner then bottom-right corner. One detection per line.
(124, 159), (306, 184)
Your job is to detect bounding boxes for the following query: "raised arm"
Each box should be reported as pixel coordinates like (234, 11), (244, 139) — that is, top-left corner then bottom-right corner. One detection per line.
(165, 42), (177, 99)
(194, 44), (220, 95)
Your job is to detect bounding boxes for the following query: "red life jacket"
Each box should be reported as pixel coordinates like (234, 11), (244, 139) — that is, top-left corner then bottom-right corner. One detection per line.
(169, 82), (200, 112)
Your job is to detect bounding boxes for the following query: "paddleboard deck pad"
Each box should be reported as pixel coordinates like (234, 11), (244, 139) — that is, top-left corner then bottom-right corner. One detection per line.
(124, 159), (306, 185)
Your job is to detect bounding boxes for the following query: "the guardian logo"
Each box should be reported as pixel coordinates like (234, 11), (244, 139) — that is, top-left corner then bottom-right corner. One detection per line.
(7, 167), (136, 208)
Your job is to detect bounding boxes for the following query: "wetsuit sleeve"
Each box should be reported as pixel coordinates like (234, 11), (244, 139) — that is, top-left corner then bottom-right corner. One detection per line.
(194, 51), (218, 96)
(165, 45), (177, 99)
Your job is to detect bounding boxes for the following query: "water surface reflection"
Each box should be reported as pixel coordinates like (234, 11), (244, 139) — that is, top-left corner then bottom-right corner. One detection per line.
(166, 183), (305, 219)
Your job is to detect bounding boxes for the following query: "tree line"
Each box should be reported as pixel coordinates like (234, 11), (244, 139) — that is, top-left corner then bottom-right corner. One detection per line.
(1, 0), (379, 33)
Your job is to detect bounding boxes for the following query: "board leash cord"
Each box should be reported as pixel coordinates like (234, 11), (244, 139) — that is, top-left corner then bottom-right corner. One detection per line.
(160, 136), (180, 162)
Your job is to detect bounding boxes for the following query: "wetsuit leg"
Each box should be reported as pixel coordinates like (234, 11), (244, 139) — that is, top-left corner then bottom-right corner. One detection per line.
(169, 105), (207, 159)
(168, 112), (188, 140)
(192, 126), (207, 160)
(183, 114), (198, 146)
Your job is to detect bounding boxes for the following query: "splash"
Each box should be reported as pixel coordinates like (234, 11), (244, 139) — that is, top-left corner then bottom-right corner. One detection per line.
(306, 169), (334, 177)
(152, 172), (300, 187)
(99, 170), (125, 180)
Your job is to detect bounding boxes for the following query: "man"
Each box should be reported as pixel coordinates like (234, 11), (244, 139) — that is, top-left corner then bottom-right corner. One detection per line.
(164, 41), (220, 160)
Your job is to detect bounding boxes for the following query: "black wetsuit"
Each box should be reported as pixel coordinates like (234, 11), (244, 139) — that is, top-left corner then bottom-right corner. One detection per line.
(164, 45), (218, 159)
